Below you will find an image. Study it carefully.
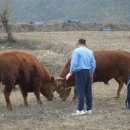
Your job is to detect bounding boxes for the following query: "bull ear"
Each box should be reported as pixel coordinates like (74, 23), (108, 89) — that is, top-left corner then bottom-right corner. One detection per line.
(51, 76), (55, 83)
(51, 76), (57, 91)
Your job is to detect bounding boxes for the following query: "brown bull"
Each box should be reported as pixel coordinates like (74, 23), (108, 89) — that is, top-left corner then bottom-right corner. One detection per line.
(55, 49), (130, 101)
(0, 50), (55, 110)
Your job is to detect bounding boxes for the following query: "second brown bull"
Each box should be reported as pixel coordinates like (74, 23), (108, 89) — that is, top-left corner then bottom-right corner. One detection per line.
(55, 49), (130, 101)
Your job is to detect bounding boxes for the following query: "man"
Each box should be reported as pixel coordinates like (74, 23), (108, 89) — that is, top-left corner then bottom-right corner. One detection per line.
(126, 75), (130, 109)
(66, 39), (96, 116)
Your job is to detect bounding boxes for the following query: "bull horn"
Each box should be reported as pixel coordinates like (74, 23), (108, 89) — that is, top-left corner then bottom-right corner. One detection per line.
(55, 77), (65, 80)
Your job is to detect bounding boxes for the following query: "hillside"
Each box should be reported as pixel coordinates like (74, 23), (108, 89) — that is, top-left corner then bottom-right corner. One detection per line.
(0, 0), (129, 23)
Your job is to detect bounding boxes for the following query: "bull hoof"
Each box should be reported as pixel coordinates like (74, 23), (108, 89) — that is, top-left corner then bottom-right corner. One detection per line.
(19, 104), (28, 108)
(8, 107), (12, 111)
(72, 99), (76, 102)
(24, 102), (28, 107)
(24, 104), (28, 107)
(62, 99), (66, 101)
(38, 101), (42, 105)
(7, 104), (12, 111)
(115, 96), (121, 100)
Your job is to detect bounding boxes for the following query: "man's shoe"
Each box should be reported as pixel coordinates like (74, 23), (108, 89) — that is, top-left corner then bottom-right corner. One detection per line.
(85, 110), (92, 115)
(72, 110), (86, 116)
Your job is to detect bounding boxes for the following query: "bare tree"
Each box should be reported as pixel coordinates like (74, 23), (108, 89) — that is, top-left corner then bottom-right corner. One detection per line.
(0, 0), (14, 42)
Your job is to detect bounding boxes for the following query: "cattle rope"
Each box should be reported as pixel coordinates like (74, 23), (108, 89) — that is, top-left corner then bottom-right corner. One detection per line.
(54, 85), (74, 99)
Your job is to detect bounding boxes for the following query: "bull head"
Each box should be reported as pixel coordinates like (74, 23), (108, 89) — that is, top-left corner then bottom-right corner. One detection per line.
(40, 76), (56, 101)
(55, 77), (65, 90)
(55, 77), (70, 101)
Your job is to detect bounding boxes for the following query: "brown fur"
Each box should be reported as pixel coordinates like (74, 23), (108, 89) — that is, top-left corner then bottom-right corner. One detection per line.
(56, 49), (130, 101)
(0, 50), (54, 110)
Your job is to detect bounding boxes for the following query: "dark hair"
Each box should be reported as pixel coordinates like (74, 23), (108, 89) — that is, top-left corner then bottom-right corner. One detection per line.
(78, 39), (86, 45)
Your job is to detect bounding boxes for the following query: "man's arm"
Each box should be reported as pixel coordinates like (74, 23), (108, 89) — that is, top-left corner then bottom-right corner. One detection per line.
(70, 49), (79, 73)
(66, 49), (78, 80)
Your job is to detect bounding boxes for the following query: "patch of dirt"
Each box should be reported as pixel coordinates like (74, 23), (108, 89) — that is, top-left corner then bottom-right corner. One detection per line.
(0, 81), (129, 130)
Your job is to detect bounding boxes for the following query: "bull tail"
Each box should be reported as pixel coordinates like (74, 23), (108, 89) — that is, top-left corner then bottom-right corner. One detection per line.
(13, 86), (16, 91)
(13, 85), (17, 91)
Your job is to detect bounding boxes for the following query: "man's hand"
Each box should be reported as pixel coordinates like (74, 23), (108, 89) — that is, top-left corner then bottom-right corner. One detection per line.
(66, 73), (72, 80)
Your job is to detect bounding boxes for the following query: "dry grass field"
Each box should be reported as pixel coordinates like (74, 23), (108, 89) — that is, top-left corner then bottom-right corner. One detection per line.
(0, 31), (130, 130)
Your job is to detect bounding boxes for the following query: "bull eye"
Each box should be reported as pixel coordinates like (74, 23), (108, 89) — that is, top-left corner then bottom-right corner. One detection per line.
(60, 87), (62, 91)
(60, 86), (64, 90)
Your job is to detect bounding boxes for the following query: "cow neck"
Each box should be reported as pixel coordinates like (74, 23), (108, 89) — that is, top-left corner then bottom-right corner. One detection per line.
(60, 58), (71, 78)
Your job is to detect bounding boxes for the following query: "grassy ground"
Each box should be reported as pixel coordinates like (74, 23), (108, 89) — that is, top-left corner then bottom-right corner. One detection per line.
(0, 31), (130, 130)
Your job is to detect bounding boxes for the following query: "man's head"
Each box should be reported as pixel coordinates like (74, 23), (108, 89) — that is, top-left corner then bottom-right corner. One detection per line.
(76, 38), (86, 47)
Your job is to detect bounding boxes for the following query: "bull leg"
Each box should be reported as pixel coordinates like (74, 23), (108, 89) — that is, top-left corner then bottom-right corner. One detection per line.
(72, 87), (76, 101)
(20, 88), (28, 107)
(4, 85), (13, 110)
(34, 89), (42, 105)
(115, 77), (124, 98)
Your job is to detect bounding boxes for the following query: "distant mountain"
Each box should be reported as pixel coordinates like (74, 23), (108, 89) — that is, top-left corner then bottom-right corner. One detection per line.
(1, 0), (130, 23)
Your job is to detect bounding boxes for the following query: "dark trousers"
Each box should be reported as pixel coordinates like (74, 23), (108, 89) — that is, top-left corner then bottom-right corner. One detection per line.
(75, 69), (92, 111)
